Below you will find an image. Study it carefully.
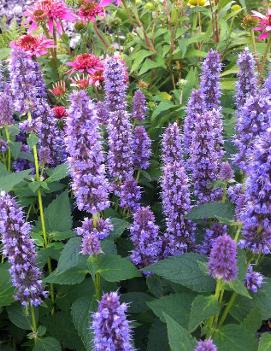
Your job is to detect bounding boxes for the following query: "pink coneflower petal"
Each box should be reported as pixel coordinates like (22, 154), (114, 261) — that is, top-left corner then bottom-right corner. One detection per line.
(258, 32), (270, 40)
(99, 0), (121, 6)
(252, 10), (267, 20)
(10, 34), (54, 57)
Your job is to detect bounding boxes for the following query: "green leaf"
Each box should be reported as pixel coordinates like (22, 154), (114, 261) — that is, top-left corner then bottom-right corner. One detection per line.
(0, 48), (11, 60)
(57, 237), (86, 272)
(164, 313), (196, 351)
(227, 279), (251, 299)
(130, 49), (153, 73)
(144, 253), (215, 292)
(138, 57), (166, 75)
(27, 133), (39, 149)
(7, 303), (33, 330)
(187, 201), (234, 220)
(258, 333), (271, 351)
(45, 191), (72, 232)
(254, 278), (271, 320)
(188, 295), (220, 332)
(49, 231), (75, 241)
(121, 292), (153, 313)
(71, 296), (94, 350)
(33, 337), (61, 351)
(147, 293), (195, 329)
(97, 254), (140, 282)
(110, 218), (129, 239)
(0, 264), (14, 307)
(0, 169), (31, 192)
(44, 267), (86, 285)
(242, 307), (262, 333)
(147, 320), (170, 351)
(213, 324), (258, 351)
(151, 101), (174, 121)
(47, 163), (69, 183)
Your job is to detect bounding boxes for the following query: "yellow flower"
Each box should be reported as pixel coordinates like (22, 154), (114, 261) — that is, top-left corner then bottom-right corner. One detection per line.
(231, 4), (241, 12)
(188, 0), (207, 7)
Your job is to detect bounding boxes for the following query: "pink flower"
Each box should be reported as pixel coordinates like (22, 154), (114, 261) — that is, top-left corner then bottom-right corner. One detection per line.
(52, 106), (68, 119)
(77, 0), (104, 23)
(67, 53), (104, 74)
(10, 34), (54, 57)
(252, 9), (271, 40)
(25, 0), (76, 34)
(49, 80), (67, 97)
(99, 0), (121, 6)
(70, 74), (92, 89)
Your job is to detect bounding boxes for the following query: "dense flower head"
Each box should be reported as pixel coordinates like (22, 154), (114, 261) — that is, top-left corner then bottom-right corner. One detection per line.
(228, 183), (246, 221)
(130, 206), (162, 269)
(77, 0), (104, 23)
(208, 234), (238, 282)
(67, 53), (104, 75)
(0, 86), (14, 127)
(0, 0), (34, 23)
(219, 161), (234, 181)
(9, 48), (47, 115)
(76, 217), (112, 255)
(104, 56), (128, 112)
(96, 100), (108, 124)
(92, 291), (135, 351)
(0, 192), (47, 306)
(25, 0), (76, 34)
(107, 110), (134, 185)
(199, 223), (228, 256)
(235, 48), (258, 111)
(240, 128), (271, 254)
(10, 34), (54, 57)
(52, 105), (68, 119)
(161, 161), (195, 256)
(161, 122), (183, 164)
(133, 126), (151, 170)
(245, 265), (264, 293)
(200, 49), (222, 110)
(189, 110), (223, 204)
(194, 339), (217, 351)
(119, 177), (141, 211)
(13, 159), (33, 172)
(184, 89), (206, 153)
(252, 9), (271, 40)
(132, 89), (148, 121)
(0, 139), (8, 153)
(66, 90), (110, 214)
(49, 80), (66, 97)
(235, 90), (271, 171)
(264, 71), (271, 94)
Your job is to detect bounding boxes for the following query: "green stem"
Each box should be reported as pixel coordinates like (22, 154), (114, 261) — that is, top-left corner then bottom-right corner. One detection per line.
(5, 126), (11, 172)
(206, 279), (223, 336)
(93, 23), (109, 50)
(218, 292), (237, 327)
(30, 305), (37, 342)
(259, 36), (271, 83)
(95, 272), (101, 300)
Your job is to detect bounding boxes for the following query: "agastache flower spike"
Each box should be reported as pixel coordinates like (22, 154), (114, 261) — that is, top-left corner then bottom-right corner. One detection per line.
(92, 291), (135, 351)
(194, 339), (217, 351)
(119, 177), (142, 211)
(104, 56), (128, 112)
(200, 49), (222, 110)
(183, 89), (206, 154)
(0, 85), (14, 127)
(132, 89), (148, 121)
(240, 128), (271, 254)
(66, 91), (110, 214)
(199, 223), (228, 256)
(0, 192), (47, 307)
(133, 126), (151, 170)
(208, 234), (238, 282)
(235, 91), (271, 171)
(162, 122), (183, 164)
(235, 48), (258, 112)
(245, 265), (264, 293)
(130, 206), (162, 270)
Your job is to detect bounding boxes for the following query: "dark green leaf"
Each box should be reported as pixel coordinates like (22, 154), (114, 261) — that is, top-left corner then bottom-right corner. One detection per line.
(110, 218), (129, 239)
(44, 267), (86, 285)
(33, 337), (61, 351)
(57, 237), (86, 273)
(27, 134), (39, 149)
(147, 320), (170, 351)
(45, 191), (72, 232)
(7, 303), (34, 330)
(187, 202), (234, 220)
(258, 333), (271, 351)
(0, 169), (31, 192)
(121, 292), (153, 314)
(0, 264), (14, 307)
(47, 163), (69, 183)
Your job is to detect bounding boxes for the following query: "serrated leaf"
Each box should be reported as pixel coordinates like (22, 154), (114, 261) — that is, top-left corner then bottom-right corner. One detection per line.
(151, 101), (174, 121)
(227, 279), (251, 299)
(33, 337), (61, 351)
(144, 253), (215, 292)
(164, 313), (196, 351)
(254, 278), (271, 320)
(0, 264), (14, 307)
(0, 169), (31, 192)
(121, 292), (153, 314)
(57, 237), (86, 272)
(7, 303), (34, 330)
(110, 218), (129, 239)
(47, 163), (68, 183)
(187, 202), (234, 220)
(49, 231), (75, 241)
(258, 333), (271, 351)
(147, 320), (170, 351)
(44, 267), (86, 285)
(188, 295), (219, 332)
(45, 191), (72, 232)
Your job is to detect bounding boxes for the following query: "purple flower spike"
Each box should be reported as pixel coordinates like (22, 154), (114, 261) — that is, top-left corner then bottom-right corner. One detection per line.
(184, 89), (206, 153)
(236, 48), (258, 111)
(200, 49), (222, 110)
(96, 100), (108, 125)
(245, 265), (263, 293)
(189, 110), (223, 204)
(161, 161), (195, 257)
(162, 122), (183, 164)
(132, 89), (148, 121)
(199, 223), (228, 256)
(194, 339), (217, 351)
(104, 56), (128, 112)
(208, 234), (237, 282)
(92, 291), (135, 351)
(133, 126), (151, 170)
(0, 192), (47, 307)
(240, 128), (271, 254)
(66, 91), (110, 214)
(219, 161), (234, 181)
(119, 177), (142, 211)
(130, 206), (162, 269)
(228, 184), (246, 221)
(0, 139), (8, 153)
(234, 91), (271, 171)
(107, 110), (134, 185)
(0, 85), (14, 127)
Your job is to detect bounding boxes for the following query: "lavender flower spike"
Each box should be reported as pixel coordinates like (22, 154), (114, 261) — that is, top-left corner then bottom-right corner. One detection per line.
(0, 85), (14, 127)
(194, 339), (217, 351)
(132, 89), (148, 121)
(130, 206), (162, 270)
(240, 128), (271, 254)
(0, 192), (47, 307)
(133, 125), (151, 170)
(208, 234), (237, 282)
(235, 48), (258, 111)
(104, 56), (128, 112)
(66, 91), (110, 214)
(200, 49), (222, 110)
(162, 122), (183, 164)
(245, 265), (263, 293)
(92, 291), (135, 351)
(183, 89), (206, 154)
